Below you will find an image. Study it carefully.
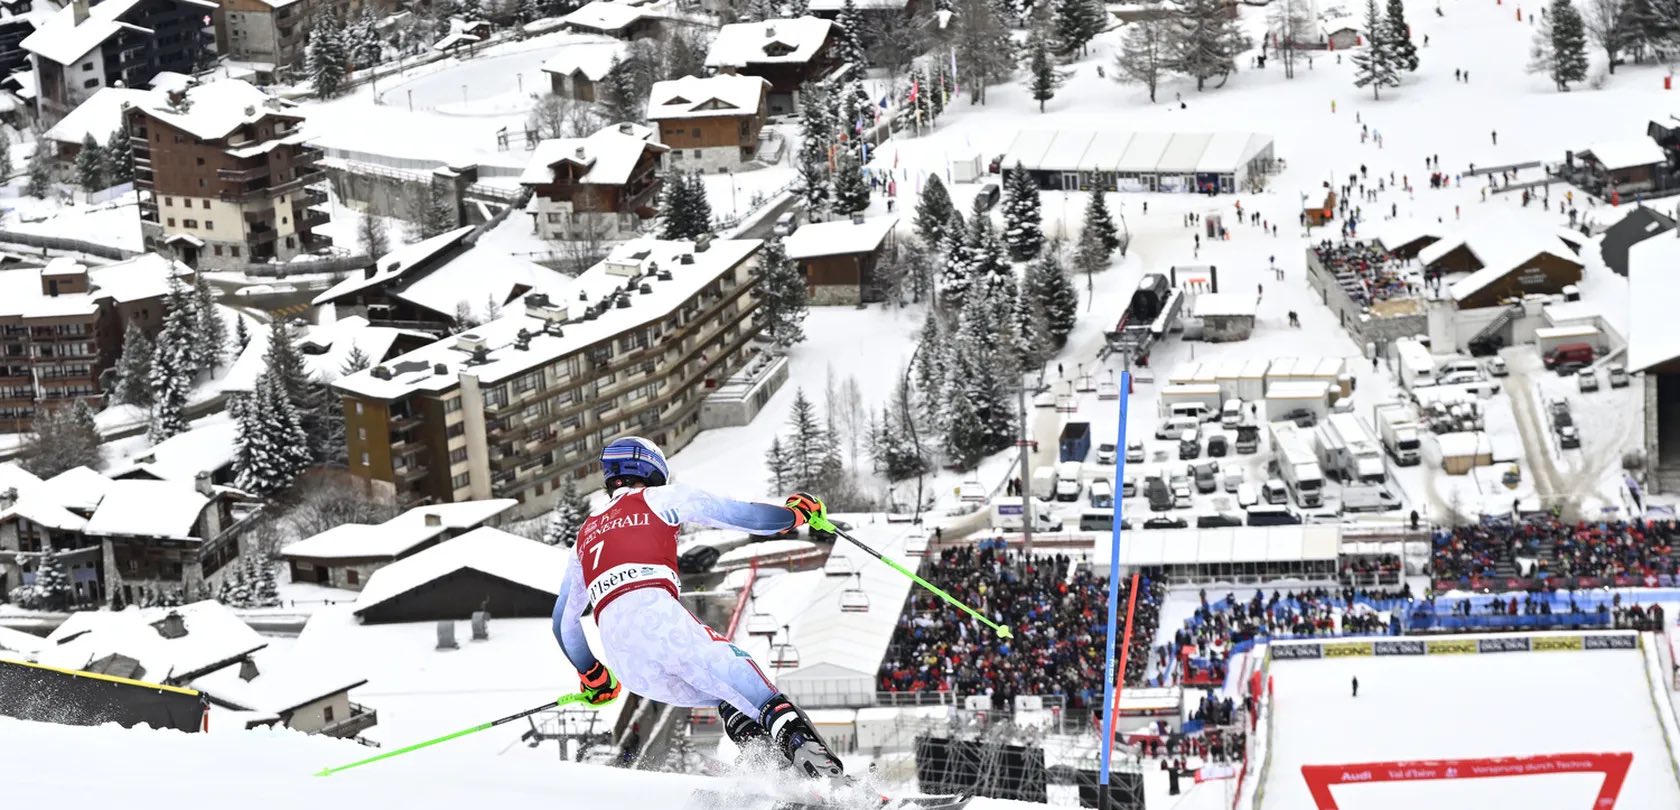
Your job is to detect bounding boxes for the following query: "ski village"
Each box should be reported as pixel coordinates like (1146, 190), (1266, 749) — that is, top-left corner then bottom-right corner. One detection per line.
(7, 0), (1680, 804)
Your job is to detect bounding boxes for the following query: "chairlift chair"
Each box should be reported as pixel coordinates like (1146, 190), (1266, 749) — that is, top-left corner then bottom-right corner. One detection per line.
(770, 626), (800, 669)
(1076, 374), (1097, 393)
(905, 532), (929, 558)
(823, 554), (855, 577)
(839, 574), (870, 613)
(1033, 390), (1057, 409)
(1098, 370), (1119, 401)
(1056, 393), (1076, 413)
(746, 608), (779, 639)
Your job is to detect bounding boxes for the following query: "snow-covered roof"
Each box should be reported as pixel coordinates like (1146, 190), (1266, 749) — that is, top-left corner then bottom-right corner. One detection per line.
(41, 466), (113, 514)
(1108, 525), (1340, 567)
(281, 499), (519, 561)
(37, 601), (267, 685)
(189, 645), (366, 715)
(334, 237), (761, 401)
(647, 74), (769, 121)
(805, 0), (908, 10)
(716, 538), (817, 566)
(126, 419), (238, 482)
(1000, 130), (1271, 173)
(784, 215), (897, 259)
(82, 479), (210, 540)
(0, 626), (45, 655)
(42, 86), (156, 145)
(520, 122), (665, 186)
(296, 315), (425, 382)
(1627, 234), (1680, 371)
(137, 80), (301, 141)
(21, 0), (141, 65)
(352, 528), (567, 617)
(90, 254), (190, 302)
(145, 70), (197, 93)
(705, 17), (833, 68)
(1415, 212), (1584, 301)
(562, 0), (652, 32)
(1581, 137), (1667, 171)
(0, 254), (187, 321)
(1434, 431), (1491, 458)
(1362, 218), (1444, 250)
(1192, 292), (1257, 318)
(0, 462), (87, 532)
(539, 38), (628, 81)
(313, 227), (572, 323)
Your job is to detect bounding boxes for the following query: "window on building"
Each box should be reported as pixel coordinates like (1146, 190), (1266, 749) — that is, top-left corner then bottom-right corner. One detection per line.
(201, 200), (209, 209)
(231, 246), (240, 257)
(164, 197), (172, 206)
(452, 473), (470, 490)
(80, 62), (92, 70)
(167, 218), (175, 227)
(183, 219), (198, 228)
(205, 221), (213, 230)
(345, 570), (358, 586)
(213, 246), (222, 256)
(690, 128), (699, 137)
(447, 422), (464, 438)
(692, 150), (701, 159)
(359, 452), (369, 466)
(195, 157), (204, 165)
(198, 178), (205, 187)
(443, 397), (462, 413)
(323, 705), (335, 723)
(357, 427), (366, 441)
(355, 402), (363, 415)
(449, 447), (468, 464)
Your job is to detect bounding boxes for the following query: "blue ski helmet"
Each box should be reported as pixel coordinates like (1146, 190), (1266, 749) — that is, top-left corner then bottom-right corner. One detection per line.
(601, 436), (669, 487)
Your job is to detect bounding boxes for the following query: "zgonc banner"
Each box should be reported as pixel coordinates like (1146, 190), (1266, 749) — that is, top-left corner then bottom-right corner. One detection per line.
(1301, 752), (1634, 810)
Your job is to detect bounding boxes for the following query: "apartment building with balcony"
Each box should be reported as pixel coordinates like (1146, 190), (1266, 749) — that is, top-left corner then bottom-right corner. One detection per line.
(23, 0), (216, 126)
(520, 121), (667, 242)
(127, 79), (332, 270)
(212, 0), (311, 82)
(333, 236), (765, 512)
(0, 254), (183, 431)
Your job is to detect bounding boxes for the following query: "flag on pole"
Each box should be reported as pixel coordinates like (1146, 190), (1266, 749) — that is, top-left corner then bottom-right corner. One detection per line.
(910, 77), (919, 103)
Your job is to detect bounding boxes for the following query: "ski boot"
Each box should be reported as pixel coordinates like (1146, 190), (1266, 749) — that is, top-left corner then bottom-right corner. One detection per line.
(719, 701), (778, 764)
(759, 694), (844, 780)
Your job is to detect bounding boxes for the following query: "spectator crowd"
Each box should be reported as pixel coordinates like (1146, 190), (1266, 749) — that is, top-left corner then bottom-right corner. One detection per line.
(1312, 240), (1413, 306)
(876, 546), (1163, 710)
(1434, 517), (1680, 584)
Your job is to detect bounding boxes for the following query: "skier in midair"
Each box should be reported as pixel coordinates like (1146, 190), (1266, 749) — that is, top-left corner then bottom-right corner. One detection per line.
(552, 436), (844, 778)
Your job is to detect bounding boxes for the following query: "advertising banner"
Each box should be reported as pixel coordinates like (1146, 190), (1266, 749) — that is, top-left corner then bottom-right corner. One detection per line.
(1271, 643), (1323, 660)
(1531, 635), (1586, 652)
(1301, 752), (1633, 810)
(1584, 634), (1638, 650)
(1476, 637), (1532, 654)
(1321, 642), (1374, 658)
(1425, 638), (1478, 655)
(1373, 640), (1426, 656)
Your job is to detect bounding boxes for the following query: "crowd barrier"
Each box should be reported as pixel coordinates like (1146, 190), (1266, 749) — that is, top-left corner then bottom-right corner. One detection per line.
(1269, 632), (1638, 660)
(1406, 612), (1613, 632)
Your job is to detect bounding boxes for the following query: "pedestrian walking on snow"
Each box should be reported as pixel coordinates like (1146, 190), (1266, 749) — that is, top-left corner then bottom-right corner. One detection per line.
(1352, 676), (1359, 697)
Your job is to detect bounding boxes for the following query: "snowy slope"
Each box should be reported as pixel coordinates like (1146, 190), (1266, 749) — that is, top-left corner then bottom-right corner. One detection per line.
(0, 716), (1046, 810)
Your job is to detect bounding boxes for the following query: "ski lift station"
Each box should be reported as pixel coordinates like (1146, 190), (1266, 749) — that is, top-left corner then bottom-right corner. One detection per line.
(999, 130), (1276, 194)
(729, 522), (932, 709)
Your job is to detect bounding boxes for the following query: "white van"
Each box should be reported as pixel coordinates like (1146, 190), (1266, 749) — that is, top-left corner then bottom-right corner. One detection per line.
(1167, 402), (1213, 423)
(1235, 482), (1259, 508)
(1089, 478), (1114, 508)
(1221, 463), (1243, 492)
(1261, 478), (1289, 505)
(1031, 466), (1056, 500)
(1055, 461), (1083, 502)
(1221, 399), (1243, 428)
(1156, 416), (1201, 440)
(772, 212), (798, 236)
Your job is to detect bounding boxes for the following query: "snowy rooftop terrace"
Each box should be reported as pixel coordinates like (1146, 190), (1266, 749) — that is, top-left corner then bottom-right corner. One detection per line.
(0, 254), (185, 320)
(333, 237), (761, 401)
(280, 499), (518, 561)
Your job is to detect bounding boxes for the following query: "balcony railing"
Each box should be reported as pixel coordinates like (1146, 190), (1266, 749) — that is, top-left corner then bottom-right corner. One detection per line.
(217, 165), (270, 183)
(395, 463), (428, 482)
(389, 411), (422, 430)
(244, 208), (275, 224)
(293, 187), (328, 208)
(295, 208), (330, 230)
(247, 227), (279, 246)
(220, 169), (325, 202)
(320, 703), (378, 739)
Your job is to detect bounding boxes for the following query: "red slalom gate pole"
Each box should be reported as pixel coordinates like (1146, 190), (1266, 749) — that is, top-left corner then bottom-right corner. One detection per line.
(1108, 571), (1143, 729)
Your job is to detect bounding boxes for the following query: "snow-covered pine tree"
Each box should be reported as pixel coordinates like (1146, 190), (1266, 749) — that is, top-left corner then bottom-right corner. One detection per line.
(148, 278), (197, 443)
(105, 126), (133, 184)
(764, 435), (793, 493)
(1385, 0), (1419, 70)
(1351, 0), (1400, 99)
(942, 287), (1014, 467)
(1002, 163), (1044, 261)
(1166, 0), (1251, 90)
(0, 131), (11, 181)
(1583, 0), (1628, 72)
(340, 345), (372, 376)
(254, 558), (279, 607)
(263, 319), (309, 400)
(457, 0), (484, 20)
(787, 0), (808, 14)
(542, 477), (591, 545)
(307, 14), (347, 100)
(782, 388), (834, 489)
(600, 57), (645, 125)
(1026, 240), (1078, 348)
(872, 374), (928, 480)
(33, 543), (73, 610)
(519, 0), (541, 22)
(1074, 207), (1112, 291)
(235, 316), (249, 351)
(796, 86), (832, 220)
(193, 273), (226, 374)
(424, 183), (455, 238)
(1053, 0), (1105, 55)
(835, 0), (868, 84)
(74, 134), (106, 190)
(1013, 285), (1050, 374)
(1549, 0), (1590, 89)
(1026, 33), (1061, 111)
(913, 306), (948, 407)
(113, 320), (153, 407)
(685, 172), (714, 237)
(831, 148), (870, 214)
(25, 136), (52, 199)
(235, 368), (311, 495)
(754, 236), (808, 348)
(915, 174), (963, 250)
(1619, 0), (1658, 60)
(745, 0), (777, 21)
(1084, 190), (1120, 253)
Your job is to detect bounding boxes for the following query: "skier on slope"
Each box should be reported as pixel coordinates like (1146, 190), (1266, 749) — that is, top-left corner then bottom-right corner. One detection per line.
(552, 436), (844, 779)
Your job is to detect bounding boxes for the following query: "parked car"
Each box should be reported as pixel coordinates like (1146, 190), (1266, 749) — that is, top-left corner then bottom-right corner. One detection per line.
(975, 182), (1002, 211)
(1486, 357), (1508, 377)
(1126, 440), (1145, 463)
(1548, 398), (1572, 425)
(1178, 430), (1201, 460)
(1558, 425), (1581, 449)
(678, 545), (721, 574)
(1146, 477), (1173, 511)
(772, 212), (799, 236)
(1122, 470), (1137, 497)
(1609, 365), (1630, 388)
(1144, 516), (1188, 530)
(1543, 342), (1595, 370)
(1261, 478), (1289, 505)
(1207, 434), (1229, 457)
(1191, 461), (1218, 493)
(1245, 505), (1301, 526)
(1097, 443), (1117, 465)
(1195, 512), (1244, 528)
(1439, 371), (1484, 386)
(1554, 362), (1584, 377)
(1578, 370), (1600, 392)
(1235, 482), (1259, 508)
(1172, 483), (1193, 509)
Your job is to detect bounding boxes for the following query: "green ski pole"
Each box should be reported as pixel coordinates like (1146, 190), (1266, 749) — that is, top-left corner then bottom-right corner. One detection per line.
(315, 693), (594, 777)
(819, 520), (1013, 640)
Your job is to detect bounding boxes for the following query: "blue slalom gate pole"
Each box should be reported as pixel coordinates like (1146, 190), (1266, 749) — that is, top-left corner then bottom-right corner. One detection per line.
(1097, 371), (1134, 808)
